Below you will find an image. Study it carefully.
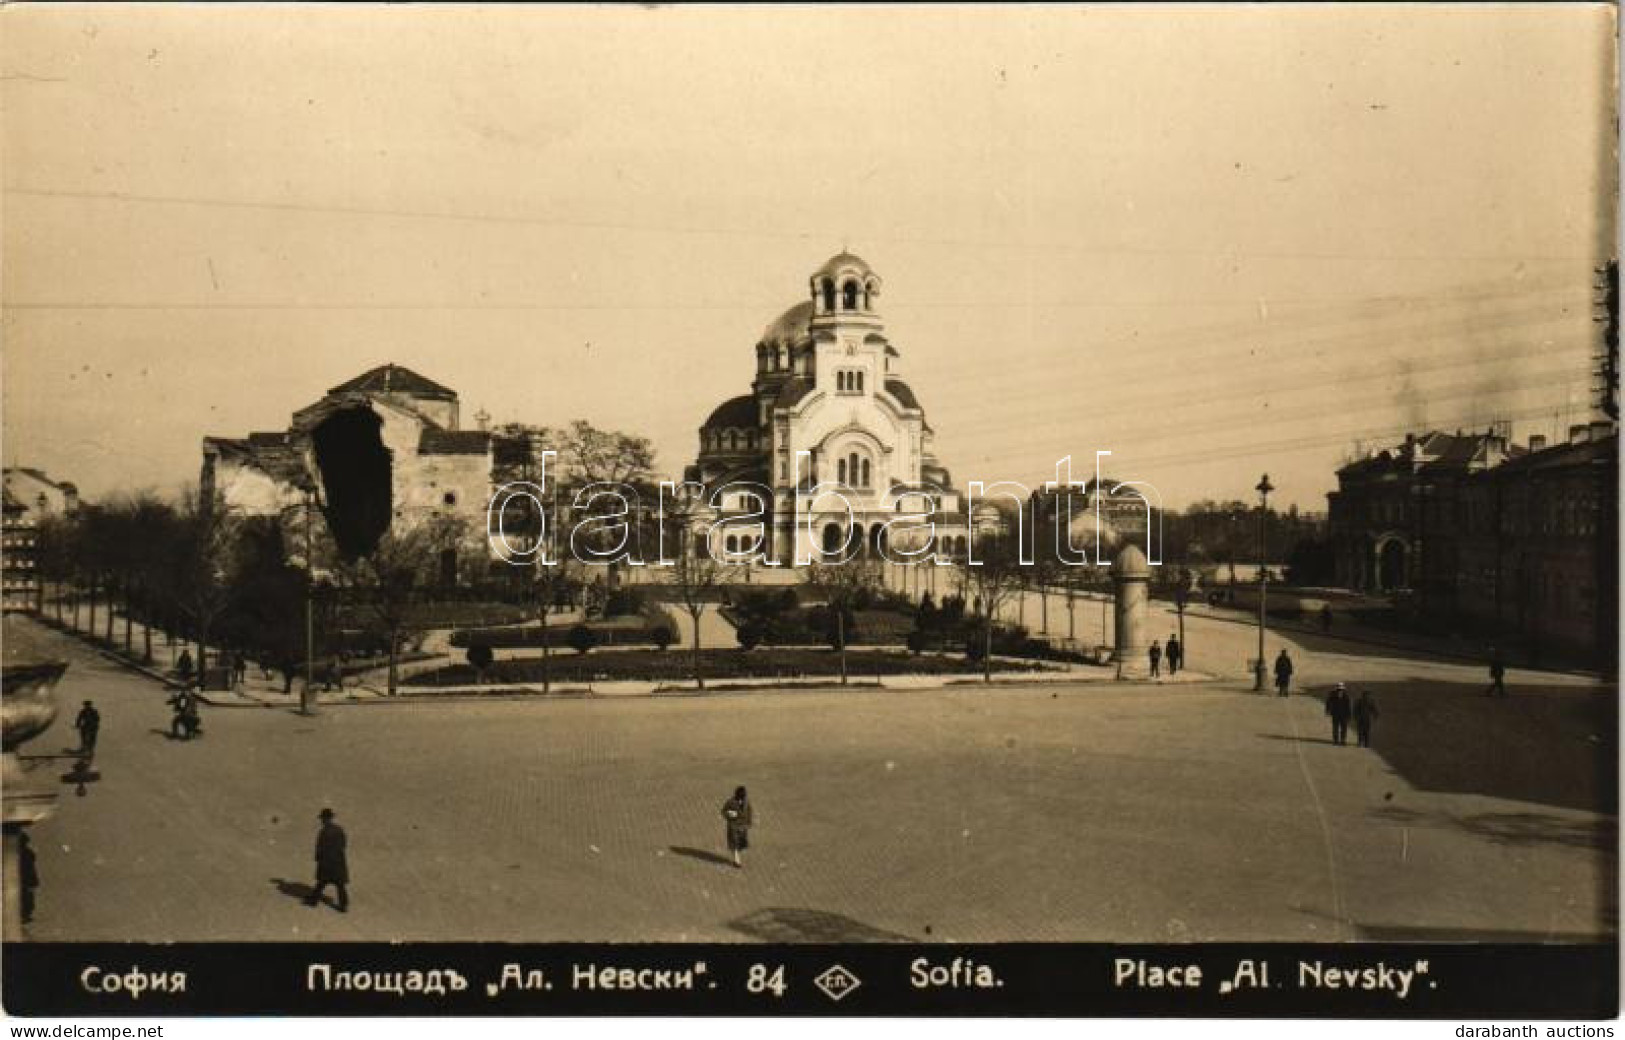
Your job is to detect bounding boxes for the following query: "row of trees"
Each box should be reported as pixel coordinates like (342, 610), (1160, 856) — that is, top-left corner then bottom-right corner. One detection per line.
(33, 489), (480, 698)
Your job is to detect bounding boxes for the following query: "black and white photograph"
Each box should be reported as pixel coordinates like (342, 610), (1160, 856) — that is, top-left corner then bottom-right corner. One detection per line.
(0, 2), (1617, 1024)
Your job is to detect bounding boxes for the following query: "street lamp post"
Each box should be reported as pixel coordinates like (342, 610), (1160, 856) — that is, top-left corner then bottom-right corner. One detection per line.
(300, 491), (317, 717)
(1174, 571), (1189, 665)
(1252, 474), (1275, 692)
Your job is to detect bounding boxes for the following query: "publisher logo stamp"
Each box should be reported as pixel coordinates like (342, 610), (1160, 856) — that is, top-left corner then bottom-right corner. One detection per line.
(813, 965), (861, 1002)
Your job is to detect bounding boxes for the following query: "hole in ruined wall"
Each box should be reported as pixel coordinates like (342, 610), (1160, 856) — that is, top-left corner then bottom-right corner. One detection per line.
(311, 407), (392, 560)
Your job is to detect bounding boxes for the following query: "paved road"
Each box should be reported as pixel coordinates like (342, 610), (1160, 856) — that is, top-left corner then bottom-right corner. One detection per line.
(11, 618), (1613, 943)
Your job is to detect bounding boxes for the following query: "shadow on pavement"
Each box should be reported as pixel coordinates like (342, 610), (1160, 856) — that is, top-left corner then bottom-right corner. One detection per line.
(728, 907), (914, 943)
(1372, 804), (1616, 851)
(270, 878), (318, 904)
(1341, 679), (1616, 814)
(667, 846), (734, 868)
(1257, 732), (1341, 747)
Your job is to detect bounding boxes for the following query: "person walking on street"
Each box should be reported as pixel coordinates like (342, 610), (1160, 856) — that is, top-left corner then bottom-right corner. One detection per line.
(1320, 604), (1334, 633)
(1148, 640), (1162, 678)
(1487, 652), (1507, 697)
(168, 688), (201, 740)
(306, 808), (349, 912)
(1166, 634), (1182, 675)
(722, 786), (753, 869)
(74, 700), (100, 756)
(1353, 690), (1379, 748)
(1273, 650), (1294, 697)
(1325, 683), (1352, 746)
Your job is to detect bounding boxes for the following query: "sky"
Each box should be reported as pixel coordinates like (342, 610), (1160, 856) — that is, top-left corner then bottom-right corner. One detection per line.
(2, 4), (1616, 510)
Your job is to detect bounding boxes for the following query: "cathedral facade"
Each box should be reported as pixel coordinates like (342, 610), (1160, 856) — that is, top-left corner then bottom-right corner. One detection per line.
(684, 252), (986, 564)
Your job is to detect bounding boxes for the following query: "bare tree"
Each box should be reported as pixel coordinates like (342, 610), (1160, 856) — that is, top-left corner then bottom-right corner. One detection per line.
(332, 514), (467, 696)
(958, 532), (1030, 683)
(802, 554), (882, 686)
(527, 554), (582, 695)
(668, 541), (723, 690)
(163, 488), (244, 683)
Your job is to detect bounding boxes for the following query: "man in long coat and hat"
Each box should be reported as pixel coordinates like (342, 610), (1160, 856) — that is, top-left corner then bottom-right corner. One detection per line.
(306, 808), (349, 912)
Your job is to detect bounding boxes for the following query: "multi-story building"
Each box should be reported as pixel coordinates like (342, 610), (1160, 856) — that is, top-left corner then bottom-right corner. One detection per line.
(2, 488), (40, 613)
(2, 468), (79, 526)
(1328, 421), (1616, 666)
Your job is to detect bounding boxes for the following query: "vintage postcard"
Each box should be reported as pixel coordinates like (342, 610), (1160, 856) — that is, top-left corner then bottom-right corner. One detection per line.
(0, 2), (1616, 1021)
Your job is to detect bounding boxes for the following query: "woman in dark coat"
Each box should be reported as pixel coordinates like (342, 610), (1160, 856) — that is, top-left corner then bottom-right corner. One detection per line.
(721, 787), (753, 869)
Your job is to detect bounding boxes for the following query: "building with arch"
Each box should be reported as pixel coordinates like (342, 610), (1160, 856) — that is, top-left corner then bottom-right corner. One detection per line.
(683, 252), (987, 563)
(202, 364), (495, 573)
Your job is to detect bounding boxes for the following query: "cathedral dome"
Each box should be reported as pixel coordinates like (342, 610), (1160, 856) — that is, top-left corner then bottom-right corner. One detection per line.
(702, 394), (758, 430)
(761, 300), (813, 350)
(814, 251), (873, 281)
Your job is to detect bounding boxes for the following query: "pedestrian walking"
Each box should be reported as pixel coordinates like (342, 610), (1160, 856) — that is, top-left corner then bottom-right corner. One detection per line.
(175, 649), (194, 686)
(721, 786), (753, 869)
(305, 808), (349, 912)
(1353, 690), (1379, 748)
(232, 651), (248, 688)
(168, 688), (202, 740)
(1486, 652), (1507, 697)
(1166, 634), (1182, 675)
(1273, 649), (1294, 697)
(18, 832), (38, 926)
(1320, 604), (1334, 633)
(1325, 683), (1352, 746)
(74, 700), (100, 755)
(1148, 640), (1162, 678)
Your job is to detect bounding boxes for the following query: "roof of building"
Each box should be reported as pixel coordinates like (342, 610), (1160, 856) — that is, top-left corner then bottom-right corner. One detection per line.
(1493, 430), (1616, 474)
(760, 300), (813, 350)
(328, 364), (458, 400)
(884, 379), (920, 410)
(702, 395), (759, 430)
(814, 251), (875, 282)
(204, 436), (312, 487)
(773, 377), (814, 411)
(3, 467), (70, 492)
(418, 429), (491, 456)
(1338, 429), (1526, 478)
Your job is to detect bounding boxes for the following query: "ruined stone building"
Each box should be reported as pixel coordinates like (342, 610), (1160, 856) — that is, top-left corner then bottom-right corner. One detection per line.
(202, 365), (494, 573)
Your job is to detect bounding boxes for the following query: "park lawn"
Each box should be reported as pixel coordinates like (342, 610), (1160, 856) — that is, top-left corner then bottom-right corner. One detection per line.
(403, 647), (1050, 686)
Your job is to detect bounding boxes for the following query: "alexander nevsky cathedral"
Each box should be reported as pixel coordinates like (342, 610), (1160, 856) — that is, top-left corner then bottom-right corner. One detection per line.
(684, 252), (990, 563)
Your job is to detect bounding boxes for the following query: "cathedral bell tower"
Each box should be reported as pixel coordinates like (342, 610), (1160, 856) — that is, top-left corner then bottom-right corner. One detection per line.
(808, 252), (882, 333)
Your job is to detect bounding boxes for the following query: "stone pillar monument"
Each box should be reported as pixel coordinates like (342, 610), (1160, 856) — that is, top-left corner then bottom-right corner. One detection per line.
(1110, 543), (1151, 680)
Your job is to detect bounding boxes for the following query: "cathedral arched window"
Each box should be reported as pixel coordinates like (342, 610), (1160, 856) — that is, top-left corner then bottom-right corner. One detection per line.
(822, 523), (843, 554)
(842, 280), (860, 311)
(856, 372), (865, 393)
(821, 279), (836, 313)
(837, 457), (848, 484)
(860, 458), (871, 487)
(865, 279), (877, 309)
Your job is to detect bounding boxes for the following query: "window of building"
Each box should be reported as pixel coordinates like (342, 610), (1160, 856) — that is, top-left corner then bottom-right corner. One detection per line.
(843, 281), (860, 310)
(822, 279), (836, 312)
